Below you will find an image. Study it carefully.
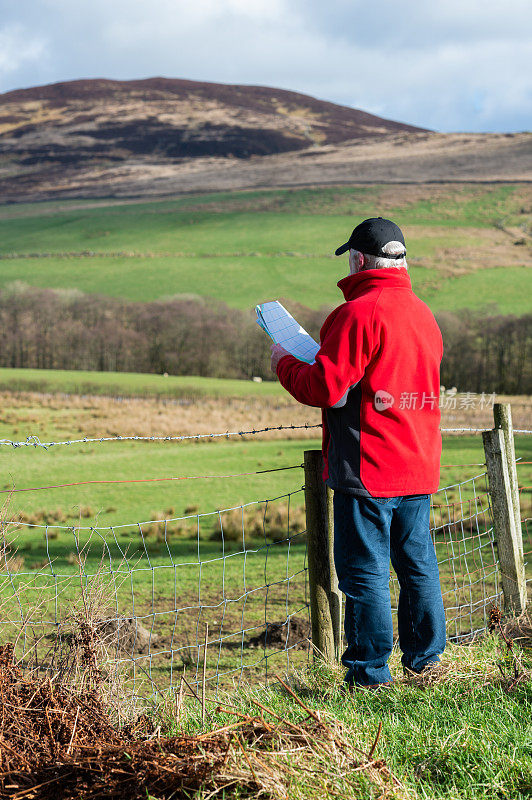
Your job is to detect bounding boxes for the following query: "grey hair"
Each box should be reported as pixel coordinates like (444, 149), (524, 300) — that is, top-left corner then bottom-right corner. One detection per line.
(352, 241), (408, 270)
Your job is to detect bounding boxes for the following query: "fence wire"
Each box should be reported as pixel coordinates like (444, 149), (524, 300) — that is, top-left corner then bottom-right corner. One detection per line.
(391, 473), (501, 642)
(0, 424), (322, 450)
(0, 490), (310, 702)
(523, 517), (532, 601)
(518, 478), (532, 600)
(1, 426), (531, 450)
(0, 445), (527, 702)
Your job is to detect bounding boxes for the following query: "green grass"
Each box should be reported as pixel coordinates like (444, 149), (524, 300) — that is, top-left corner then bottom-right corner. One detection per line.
(0, 439), (529, 717)
(0, 367), (286, 400)
(0, 211), (495, 255)
(0, 386), (530, 700)
(1, 433), (529, 685)
(0, 184), (529, 313)
(420, 266), (532, 315)
(4, 428), (529, 533)
(1, 437), (312, 529)
(0, 183), (523, 233)
(169, 638), (532, 799)
(0, 183), (530, 796)
(0, 390), (529, 554)
(2, 253), (530, 314)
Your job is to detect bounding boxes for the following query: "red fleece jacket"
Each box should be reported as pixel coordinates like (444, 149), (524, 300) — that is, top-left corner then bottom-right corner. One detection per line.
(276, 269), (443, 497)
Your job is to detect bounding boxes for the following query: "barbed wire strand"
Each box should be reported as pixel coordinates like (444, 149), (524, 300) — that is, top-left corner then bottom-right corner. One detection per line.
(441, 428), (532, 434)
(441, 463), (485, 467)
(1, 425), (531, 450)
(0, 424), (322, 450)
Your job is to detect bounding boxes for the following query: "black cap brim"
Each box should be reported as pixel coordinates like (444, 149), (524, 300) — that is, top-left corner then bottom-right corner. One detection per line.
(334, 242), (350, 256)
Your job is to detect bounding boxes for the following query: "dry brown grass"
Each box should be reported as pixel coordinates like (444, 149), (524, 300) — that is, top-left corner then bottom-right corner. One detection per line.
(408, 226), (532, 275)
(210, 504), (307, 543)
(0, 390), (320, 441)
(398, 608), (532, 694)
(1, 390), (530, 442)
(0, 651), (407, 799)
(4, 132), (531, 203)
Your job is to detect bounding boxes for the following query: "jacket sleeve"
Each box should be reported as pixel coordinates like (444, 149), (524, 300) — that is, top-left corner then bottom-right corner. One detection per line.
(276, 302), (376, 408)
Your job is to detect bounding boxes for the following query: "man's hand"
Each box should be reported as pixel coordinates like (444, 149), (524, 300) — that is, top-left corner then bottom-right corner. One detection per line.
(270, 343), (290, 374)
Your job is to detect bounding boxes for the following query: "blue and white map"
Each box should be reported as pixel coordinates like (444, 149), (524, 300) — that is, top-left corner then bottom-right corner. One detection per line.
(255, 301), (320, 365)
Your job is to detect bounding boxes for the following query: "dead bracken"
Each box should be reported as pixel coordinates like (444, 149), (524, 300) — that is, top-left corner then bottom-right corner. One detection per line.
(0, 645), (403, 800)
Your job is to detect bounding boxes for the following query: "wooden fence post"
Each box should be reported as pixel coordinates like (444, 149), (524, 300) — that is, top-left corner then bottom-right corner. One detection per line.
(493, 403), (522, 539)
(304, 450), (342, 662)
(482, 403), (527, 615)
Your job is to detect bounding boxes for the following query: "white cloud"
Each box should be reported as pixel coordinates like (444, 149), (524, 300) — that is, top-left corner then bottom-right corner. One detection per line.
(0, 0), (530, 131)
(101, 0), (287, 50)
(0, 24), (47, 76)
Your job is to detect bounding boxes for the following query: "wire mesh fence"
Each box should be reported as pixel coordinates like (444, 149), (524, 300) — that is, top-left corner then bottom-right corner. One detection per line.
(421, 473), (500, 641)
(523, 516), (532, 590)
(0, 489), (310, 702)
(0, 424), (529, 703)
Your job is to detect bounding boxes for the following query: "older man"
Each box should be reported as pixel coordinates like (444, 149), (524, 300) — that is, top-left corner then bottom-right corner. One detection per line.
(271, 217), (446, 688)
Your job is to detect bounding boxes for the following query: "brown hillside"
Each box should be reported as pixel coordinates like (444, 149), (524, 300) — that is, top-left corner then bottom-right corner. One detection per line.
(0, 76), (424, 161)
(0, 76), (429, 201)
(0, 78), (529, 203)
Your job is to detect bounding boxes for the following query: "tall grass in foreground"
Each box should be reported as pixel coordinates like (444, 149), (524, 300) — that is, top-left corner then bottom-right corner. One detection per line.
(1, 506), (530, 799)
(159, 622), (532, 799)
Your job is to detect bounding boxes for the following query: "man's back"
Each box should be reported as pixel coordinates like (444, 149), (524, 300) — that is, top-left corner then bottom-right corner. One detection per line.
(277, 268), (443, 497)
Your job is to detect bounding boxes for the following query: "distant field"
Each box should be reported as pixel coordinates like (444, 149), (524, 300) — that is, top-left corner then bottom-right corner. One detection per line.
(0, 183), (530, 314)
(0, 385), (529, 532)
(0, 367), (286, 400)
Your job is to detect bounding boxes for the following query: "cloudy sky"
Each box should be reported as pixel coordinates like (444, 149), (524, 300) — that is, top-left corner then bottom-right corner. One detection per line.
(0, 0), (531, 132)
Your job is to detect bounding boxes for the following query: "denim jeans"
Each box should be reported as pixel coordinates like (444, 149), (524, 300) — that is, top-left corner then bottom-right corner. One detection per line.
(333, 491), (446, 686)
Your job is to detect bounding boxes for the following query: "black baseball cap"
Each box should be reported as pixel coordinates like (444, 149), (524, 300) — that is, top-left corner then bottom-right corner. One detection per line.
(335, 217), (406, 258)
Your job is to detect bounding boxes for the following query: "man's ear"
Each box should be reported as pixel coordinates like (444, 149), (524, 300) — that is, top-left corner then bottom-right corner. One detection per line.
(350, 250), (364, 273)
(349, 249), (363, 274)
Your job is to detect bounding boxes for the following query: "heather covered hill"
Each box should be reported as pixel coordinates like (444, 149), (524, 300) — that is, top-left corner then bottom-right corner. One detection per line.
(0, 76), (424, 169)
(0, 78), (530, 202)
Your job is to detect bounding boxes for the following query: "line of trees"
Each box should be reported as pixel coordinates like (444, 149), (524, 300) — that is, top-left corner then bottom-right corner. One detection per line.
(0, 284), (529, 394)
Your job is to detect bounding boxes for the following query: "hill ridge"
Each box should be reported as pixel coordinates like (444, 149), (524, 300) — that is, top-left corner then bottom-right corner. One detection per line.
(0, 78), (530, 202)
(0, 76), (425, 137)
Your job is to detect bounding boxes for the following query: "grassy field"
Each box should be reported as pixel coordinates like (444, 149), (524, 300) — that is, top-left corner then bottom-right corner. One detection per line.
(1, 437), (311, 528)
(0, 183), (530, 797)
(172, 638), (532, 800)
(0, 183), (530, 314)
(0, 379), (530, 696)
(0, 381), (529, 568)
(2, 386), (530, 530)
(0, 367), (287, 400)
(0, 372), (530, 531)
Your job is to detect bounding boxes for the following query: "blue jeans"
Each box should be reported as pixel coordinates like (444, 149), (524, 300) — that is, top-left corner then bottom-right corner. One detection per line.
(333, 491), (446, 686)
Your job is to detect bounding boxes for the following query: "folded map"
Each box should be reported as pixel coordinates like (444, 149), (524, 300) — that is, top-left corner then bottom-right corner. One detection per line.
(255, 301), (320, 364)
